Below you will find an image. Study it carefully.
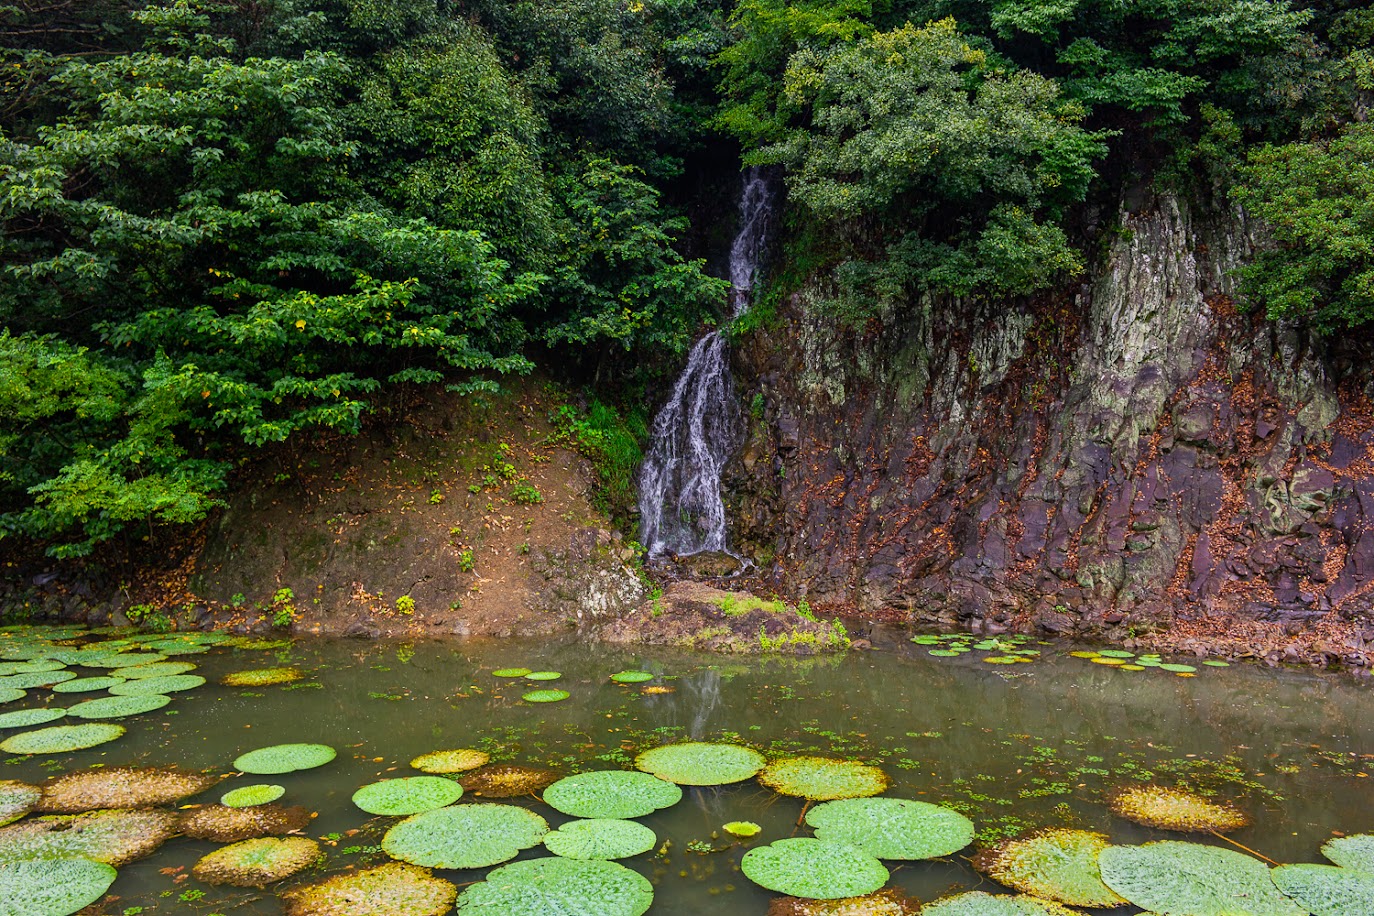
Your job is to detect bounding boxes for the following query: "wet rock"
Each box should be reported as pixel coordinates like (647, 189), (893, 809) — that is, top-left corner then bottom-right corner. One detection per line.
(528, 527), (645, 623)
(671, 551), (744, 578)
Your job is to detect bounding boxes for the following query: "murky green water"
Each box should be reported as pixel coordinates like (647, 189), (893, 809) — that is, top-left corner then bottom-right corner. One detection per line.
(1, 627), (1371, 914)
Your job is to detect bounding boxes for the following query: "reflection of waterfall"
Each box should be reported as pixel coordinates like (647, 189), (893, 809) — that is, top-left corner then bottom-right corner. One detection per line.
(637, 169), (775, 557)
(688, 668), (721, 739)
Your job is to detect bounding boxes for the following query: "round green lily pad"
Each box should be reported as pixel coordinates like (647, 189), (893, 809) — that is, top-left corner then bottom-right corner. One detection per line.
(1202, 660), (1231, 667)
(759, 756), (889, 801)
(192, 836), (323, 887)
(543, 770), (682, 819)
(283, 862), (457, 916)
(0, 782), (39, 827)
(1098, 841), (1304, 916)
(972, 829), (1126, 907)
(0, 690), (24, 705)
(1323, 834), (1374, 871)
(411, 749), (490, 774)
(234, 743), (336, 775)
(67, 694), (170, 719)
(492, 668), (532, 678)
(382, 803), (548, 870)
(0, 723), (124, 755)
(456, 857), (653, 916)
(928, 650), (961, 657)
(1272, 863), (1374, 916)
(635, 742), (766, 786)
(543, 819), (656, 860)
(525, 671), (562, 681)
(805, 797), (974, 860)
(221, 667), (303, 687)
(222, 784), (286, 808)
(108, 675), (205, 695)
(0, 855), (118, 916)
(609, 671), (653, 684)
(0, 708), (65, 729)
(110, 661), (196, 680)
(0, 672), (75, 690)
(522, 689), (570, 703)
(352, 777), (463, 816)
(1097, 650), (1135, 659)
(51, 677), (125, 694)
(1159, 663), (1197, 673)
(741, 838), (889, 899)
(923, 892), (1084, 916)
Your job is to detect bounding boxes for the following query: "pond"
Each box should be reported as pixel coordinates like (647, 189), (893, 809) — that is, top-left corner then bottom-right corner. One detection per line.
(0, 624), (1369, 915)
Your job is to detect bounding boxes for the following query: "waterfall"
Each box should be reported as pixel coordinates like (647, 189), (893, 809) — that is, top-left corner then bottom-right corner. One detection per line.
(637, 169), (775, 558)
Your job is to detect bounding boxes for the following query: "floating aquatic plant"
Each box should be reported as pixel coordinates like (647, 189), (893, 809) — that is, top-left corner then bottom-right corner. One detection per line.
(178, 804), (314, 842)
(39, 766), (218, 812)
(759, 756), (889, 801)
(610, 671), (654, 684)
(805, 797), (974, 860)
(543, 819), (656, 860)
(0, 690), (23, 705)
(1160, 664), (1197, 673)
(382, 803), (548, 870)
(526, 671), (562, 681)
(765, 888), (921, 916)
(459, 765), (559, 798)
(0, 672), (75, 690)
(108, 674), (205, 695)
(972, 828), (1126, 907)
(0, 808), (178, 865)
(492, 668), (532, 678)
(634, 742), (766, 786)
(411, 749), (490, 774)
(455, 857), (654, 916)
(725, 821), (762, 838)
(222, 667), (303, 687)
(352, 777), (463, 816)
(192, 836), (323, 886)
(50, 677), (124, 694)
(1271, 863), (1374, 916)
(1108, 785), (1249, 833)
(0, 708), (64, 729)
(283, 862), (457, 916)
(543, 770), (682, 819)
(66, 694), (170, 719)
(741, 838), (889, 899)
(522, 689), (570, 703)
(922, 892), (1084, 916)
(0, 723), (124, 754)
(0, 783), (39, 827)
(111, 661), (196, 679)
(0, 855), (117, 916)
(1323, 834), (1374, 871)
(234, 743), (336, 774)
(221, 784), (286, 808)
(1097, 841), (1303, 916)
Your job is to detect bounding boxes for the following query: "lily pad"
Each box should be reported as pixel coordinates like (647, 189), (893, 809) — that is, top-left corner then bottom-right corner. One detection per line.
(610, 671), (654, 684)
(108, 674), (205, 695)
(235, 743), (336, 774)
(543, 819), (656, 860)
(179, 804), (314, 843)
(972, 828), (1126, 907)
(0, 708), (65, 729)
(526, 671), (562, 681)
(51, 677), (125, 694)
(766, 888), (921, 916)
(0, 856), (118, 916)
(0, 672), (75, 690)
(459, 765), (559, 798)
(456, 857), (653, 916)
(1159, 663), (1197, 673)
(222, 785), (286, 808)
(39, 766), (219, 812)
(635, 742), (766, 786)
(0, 690), (24, 705)
(1271, 863), (1374, 916)
(283, 862), (457, 916)
(1109, 785), (1249, 833)
(759, 756), (889, 801)
(0, 723), (124, 754)
(192, 836), (323, 886)
(543, 770), (682, 819)
(922, 892), (1085, 916)
(0, 808), (178, 865)
(411, 749), (490, 774)
(110, 661), (196, 680)
(741, 838), (889, 899)
(725, 821), (762, 838)
(67, 694), (170, 719)
(1323, 834), (1374, 871)
(353, 777), (463, 816)
(493, 668), (532, 678)
(0, 782), (39, 827)
(222, 667), (303, 687)
(522, 689), (570, 703)
(805, 797), (974, 860)
(1097, 841), (1304, 916)
(382, 803), (549, 869)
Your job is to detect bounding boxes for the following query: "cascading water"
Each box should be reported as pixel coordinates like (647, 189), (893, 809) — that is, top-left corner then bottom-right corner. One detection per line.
(637, 169), (775, 558)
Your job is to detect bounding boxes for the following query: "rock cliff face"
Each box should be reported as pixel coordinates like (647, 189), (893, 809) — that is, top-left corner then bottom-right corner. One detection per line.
(728, 194), (1374, 638)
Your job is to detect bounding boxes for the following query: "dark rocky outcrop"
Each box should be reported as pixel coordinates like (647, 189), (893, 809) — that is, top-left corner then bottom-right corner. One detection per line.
(727, 194), (1374, 645)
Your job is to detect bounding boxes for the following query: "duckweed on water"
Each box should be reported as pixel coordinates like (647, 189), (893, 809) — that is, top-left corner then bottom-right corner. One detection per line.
(972, 828), (1126, 907)
(759, 756), (889, 801)
(382, 803), (549, 869)
(411, 748), (490, 773)
(1109, 784), (1249, 833)
(192, 836), (323, 886)
(805, 797), (974, 860)
(542, 818), (656, 860)
(352, 776), (463, 816)
(0, 855), (117, 916)
(221, 784), (286, 808)
(455, 857), (654, 916)
(741, 837), (889, 899)
(0, 808), (178, 865)
(0, 783), (38, 827)
(178, 804), (314, 842)
(0, 722), (124, 754)
(39, 766), (218, 812)
(283, 862), (457, 916)
(635, 741), (766, 786)
(234, 743), (337, 774)
(543, 770), (682, 819)
(459, 765), (559, 798)
(1097, 841), (1303, 916)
